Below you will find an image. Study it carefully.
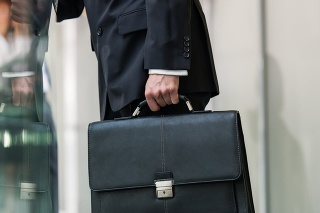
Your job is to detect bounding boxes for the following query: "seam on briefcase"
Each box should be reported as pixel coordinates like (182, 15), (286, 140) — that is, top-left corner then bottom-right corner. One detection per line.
(161, 115), (165, 172)
(235, 112), (242, 178)
(88, 123), (92, 189)
(232, 182), (237, 213)
(99, 193), (102, 213)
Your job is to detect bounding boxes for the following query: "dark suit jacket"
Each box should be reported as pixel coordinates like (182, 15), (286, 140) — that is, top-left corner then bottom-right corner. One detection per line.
(55, 0), (219, 120)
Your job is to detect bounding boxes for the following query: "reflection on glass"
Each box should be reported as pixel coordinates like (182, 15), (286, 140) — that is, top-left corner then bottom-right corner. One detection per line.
(0, 118), (52, 212)
(3, 130), (11, 148)
(0, 0), (54, 212)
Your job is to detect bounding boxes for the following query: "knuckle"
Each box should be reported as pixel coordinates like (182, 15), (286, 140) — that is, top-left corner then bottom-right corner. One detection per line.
(153, 91), (160, 98)
(168, 85), (178, 93)
(160, 87), (169, 95)
(145, 88), (161, 99)
(145, 90), (152, 98)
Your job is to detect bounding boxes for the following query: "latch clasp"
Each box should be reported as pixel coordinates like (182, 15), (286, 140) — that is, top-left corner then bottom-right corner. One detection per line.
(20, 182), (36, 200)
(155, 180), (173, 199)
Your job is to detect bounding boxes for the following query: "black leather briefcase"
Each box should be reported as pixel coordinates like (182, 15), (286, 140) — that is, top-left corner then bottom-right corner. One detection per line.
(88, 97), (255, 213)
(0, 103), (52, 213)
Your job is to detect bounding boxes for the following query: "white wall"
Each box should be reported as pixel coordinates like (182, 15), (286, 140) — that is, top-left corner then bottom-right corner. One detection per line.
(201, 0), (262, 211)
(202, 0), (320, 212)
(266, 0), (320, 212)
(46, 12), (99, 213)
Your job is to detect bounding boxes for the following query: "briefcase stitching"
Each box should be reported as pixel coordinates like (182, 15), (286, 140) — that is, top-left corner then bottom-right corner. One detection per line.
(88, 123), (93, 190)
(235, 112), (242, 182)
(236, 112), (253, 212)
(99, 193), (102, 213)
(161, 116), (165, 172)
(165, 199), (168, 213)
(162, 116), (170, 211)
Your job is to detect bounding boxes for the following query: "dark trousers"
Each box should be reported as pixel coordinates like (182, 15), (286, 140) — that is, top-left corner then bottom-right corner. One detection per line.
(104, 93), (211, 120)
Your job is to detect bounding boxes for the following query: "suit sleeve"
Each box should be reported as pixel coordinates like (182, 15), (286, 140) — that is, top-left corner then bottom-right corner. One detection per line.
(53, 0), (85, 22)
(144, 0), (191, 71)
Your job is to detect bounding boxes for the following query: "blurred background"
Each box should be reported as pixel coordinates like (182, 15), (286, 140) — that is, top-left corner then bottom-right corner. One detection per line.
(1, 0), (320, 212)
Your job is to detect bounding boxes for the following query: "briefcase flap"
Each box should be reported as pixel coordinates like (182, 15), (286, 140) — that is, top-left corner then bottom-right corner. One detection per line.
(0, 118), (51, 192)
(88, 111), (243, 192)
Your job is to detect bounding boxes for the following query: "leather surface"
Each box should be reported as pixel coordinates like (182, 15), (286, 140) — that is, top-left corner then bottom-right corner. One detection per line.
(88, 111), (255, 212)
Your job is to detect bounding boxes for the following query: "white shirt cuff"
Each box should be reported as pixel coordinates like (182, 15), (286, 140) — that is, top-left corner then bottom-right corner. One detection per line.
(2, 71), (35, 78)
(148, 69), (188, 76)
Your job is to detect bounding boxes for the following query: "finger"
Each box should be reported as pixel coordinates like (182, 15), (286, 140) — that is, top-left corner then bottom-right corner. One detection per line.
(146, 98), (160, 112)
(170, 87), (179, 105)
(26, 89), (34, 107)
(12, 92), (21, 106)
(162, 89), (173, 105)
(20, 90), (28, 106)
(26, 90), (34, 107)
(24, 77), (34, 106)
(155, 95), (167, 108)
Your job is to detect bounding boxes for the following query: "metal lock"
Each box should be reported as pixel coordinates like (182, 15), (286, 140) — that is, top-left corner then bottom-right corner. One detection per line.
(155, 180), (173, 199)
(0, 103), (5, 113)
(20, 183), (37, 200)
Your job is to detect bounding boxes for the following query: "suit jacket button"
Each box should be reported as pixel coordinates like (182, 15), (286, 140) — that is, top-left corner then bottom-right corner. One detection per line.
(184, 36), (190, 41)
(183, 52), (190, 58)
(97, 28), (103, 36)
(184, 41), (190, 47)
(184, 47), (190, 53)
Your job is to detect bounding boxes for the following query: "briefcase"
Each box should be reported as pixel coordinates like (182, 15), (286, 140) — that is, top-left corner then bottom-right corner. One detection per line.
(88, 97), (255, 213)
(0, 103), (52, 213)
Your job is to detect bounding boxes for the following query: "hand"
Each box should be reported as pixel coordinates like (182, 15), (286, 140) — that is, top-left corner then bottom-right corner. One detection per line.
(11, 76), (35, 107)
(145, 74), (179, 111)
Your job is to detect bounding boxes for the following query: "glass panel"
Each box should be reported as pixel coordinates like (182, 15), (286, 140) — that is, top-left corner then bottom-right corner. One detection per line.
(0, 0), (55, 212)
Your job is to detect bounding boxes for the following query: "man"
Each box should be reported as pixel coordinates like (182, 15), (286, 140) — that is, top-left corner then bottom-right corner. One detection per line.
(54, 0), (219, 119)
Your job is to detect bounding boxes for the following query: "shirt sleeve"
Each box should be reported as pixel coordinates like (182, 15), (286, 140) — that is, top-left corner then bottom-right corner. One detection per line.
(148, 69), (188, 76)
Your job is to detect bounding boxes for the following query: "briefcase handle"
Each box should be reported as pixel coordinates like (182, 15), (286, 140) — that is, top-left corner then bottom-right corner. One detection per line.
(132, 95), (194, 117)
